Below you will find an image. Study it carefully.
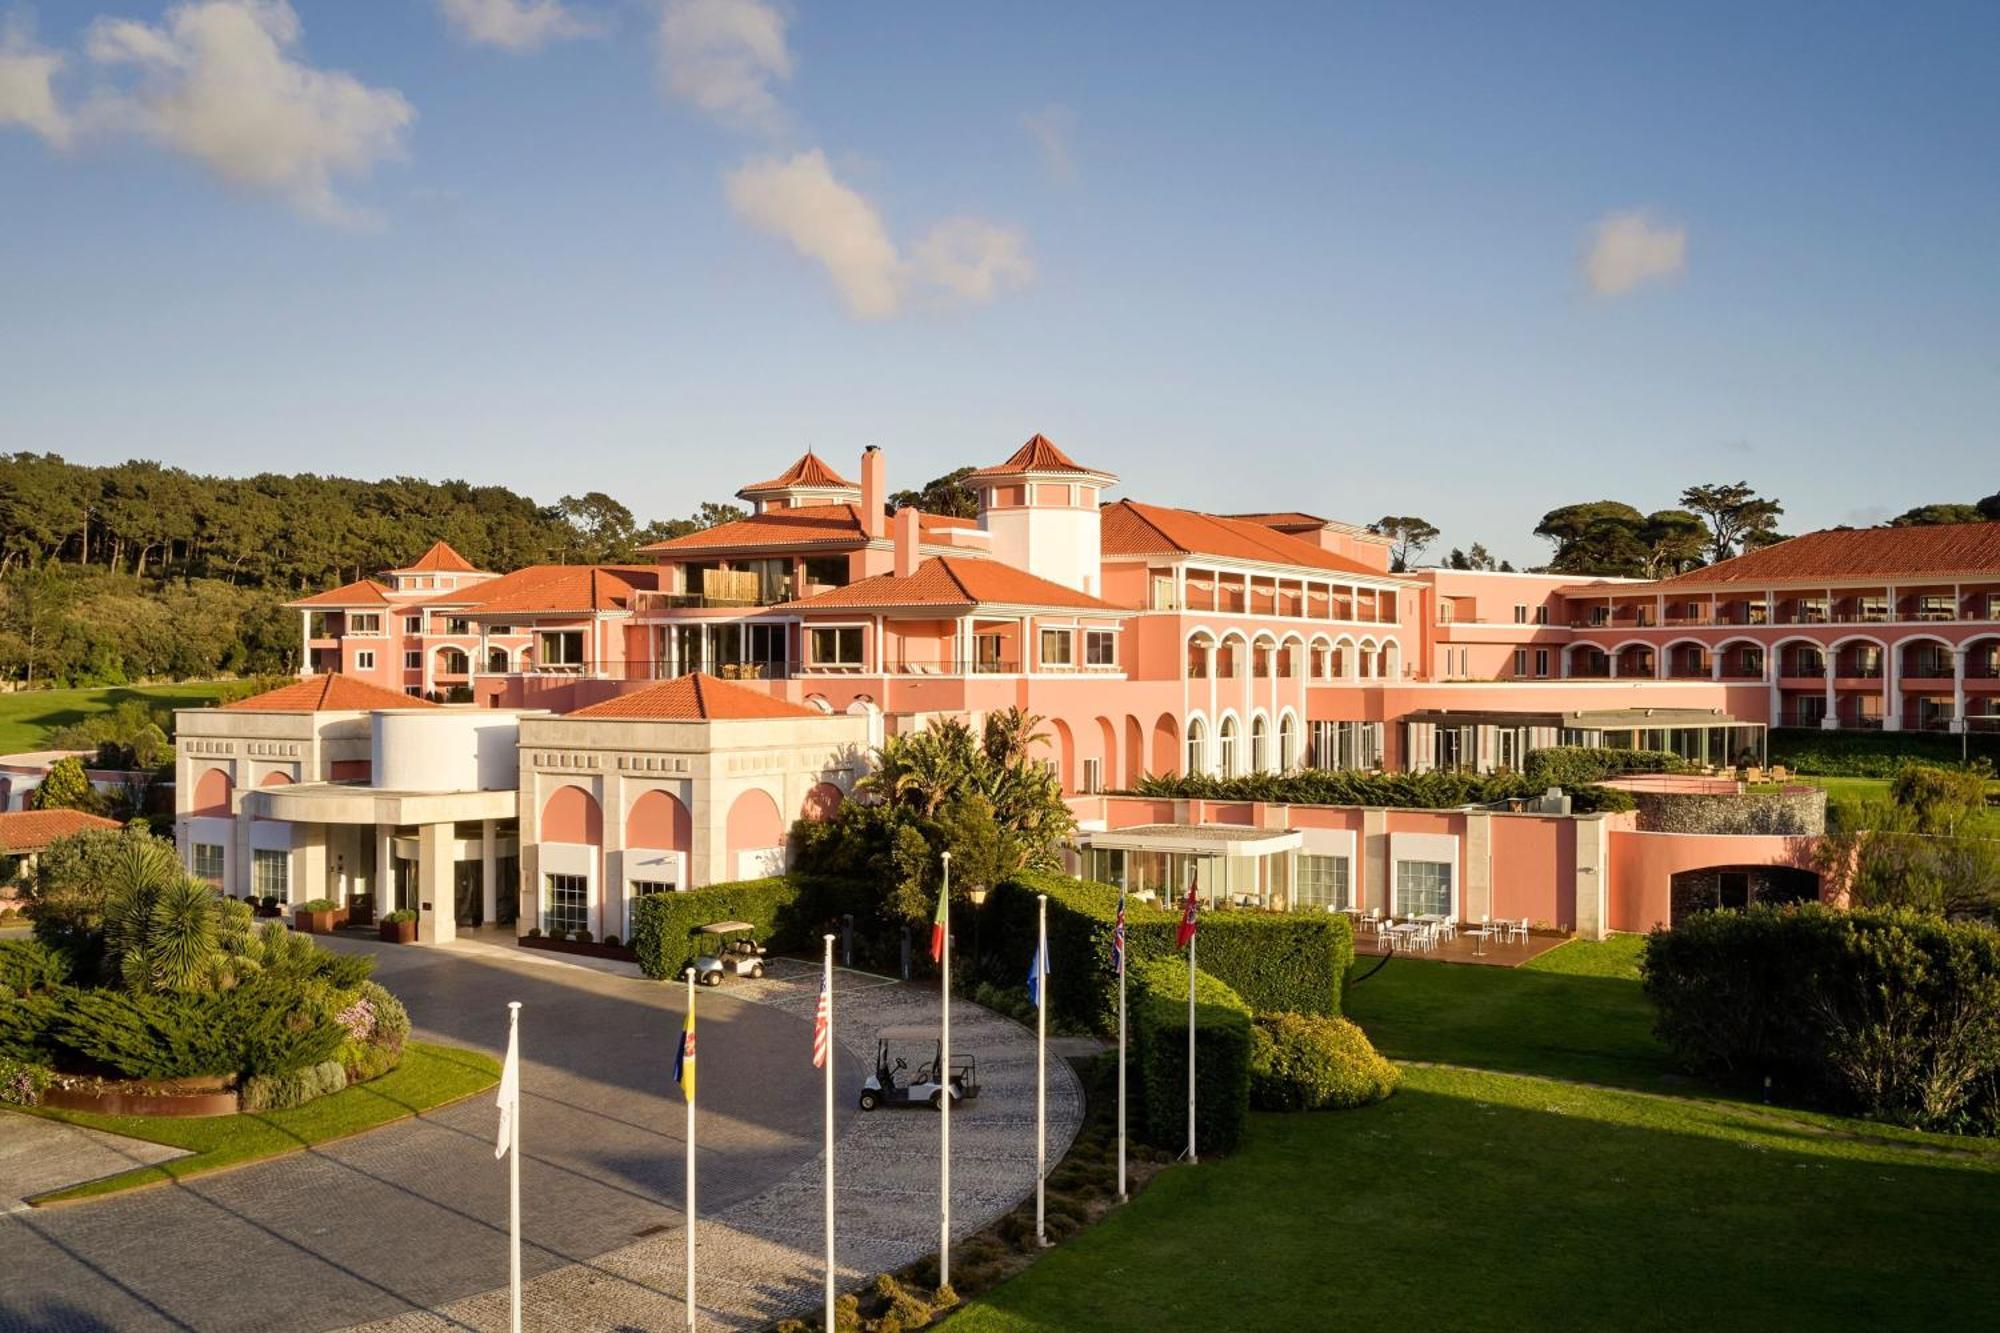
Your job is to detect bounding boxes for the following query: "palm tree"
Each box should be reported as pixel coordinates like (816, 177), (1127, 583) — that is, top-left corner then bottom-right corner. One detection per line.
(103, 837), (223, 993)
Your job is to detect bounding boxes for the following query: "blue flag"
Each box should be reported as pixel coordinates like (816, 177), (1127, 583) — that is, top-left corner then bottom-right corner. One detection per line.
(1028, 933), (1050, 1008)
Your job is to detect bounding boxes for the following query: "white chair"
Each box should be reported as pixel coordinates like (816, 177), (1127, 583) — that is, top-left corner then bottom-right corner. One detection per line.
(1365, 908), (1384, 937)
(1507, 917), (1530, 944)
(1434, 916), (1456, 943)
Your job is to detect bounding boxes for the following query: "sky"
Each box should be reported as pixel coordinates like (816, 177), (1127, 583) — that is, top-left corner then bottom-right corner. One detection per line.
(2, 0), (1997, 568)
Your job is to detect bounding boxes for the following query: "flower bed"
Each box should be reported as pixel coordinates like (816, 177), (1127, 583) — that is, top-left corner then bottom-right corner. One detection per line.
(41, 1072), (239, 1118)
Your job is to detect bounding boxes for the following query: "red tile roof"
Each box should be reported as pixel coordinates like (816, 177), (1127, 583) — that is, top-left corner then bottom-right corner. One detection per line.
(639, 504), (971, 553)
(394, 540), (477, 573)
(565, 673), (821, 721)
(1101, 500), (1390, 578)
(1229, 511), (1330, 529)
(0, 808), (123, 851)
(1652, 523), (2000, 588)
(968, 434), (1108, 479)
(739, 451), (858, 493)
(780, 556), (1120, 612)
(285, 579), (392, 609)
(223, 674), (438, 712)
(463, 565), (655, 615)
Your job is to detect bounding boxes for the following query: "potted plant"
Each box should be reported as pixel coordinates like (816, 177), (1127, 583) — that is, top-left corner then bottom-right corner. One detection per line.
(294, 898), (341, 934)
(378, 908), (418, 944)
(257, 895), (282, 919)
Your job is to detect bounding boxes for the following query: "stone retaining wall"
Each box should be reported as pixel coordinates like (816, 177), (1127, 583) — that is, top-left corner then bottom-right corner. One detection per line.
(1632, 787), (1826, 836)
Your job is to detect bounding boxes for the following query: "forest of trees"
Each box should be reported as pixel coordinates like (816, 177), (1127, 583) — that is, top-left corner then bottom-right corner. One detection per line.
(0, 455), (740, 687)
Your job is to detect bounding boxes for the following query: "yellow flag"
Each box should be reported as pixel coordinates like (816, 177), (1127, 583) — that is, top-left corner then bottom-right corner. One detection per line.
(674, 1000), (696, 1102)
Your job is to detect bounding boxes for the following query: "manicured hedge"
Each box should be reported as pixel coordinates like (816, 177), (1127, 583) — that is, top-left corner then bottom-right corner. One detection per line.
(630, 877), (801, 980)
(1642, 906), (2000, 1134)
(1132, 768), (1644, 816)
(983, 871), (1352, 1033)
(0, 939), (72, 997)
(1523, 746), (1693, 786)
(1769, 727), (2000, 777)
(1129, 957), (1252, 1157)
(1248, 1012), (1399, 1111)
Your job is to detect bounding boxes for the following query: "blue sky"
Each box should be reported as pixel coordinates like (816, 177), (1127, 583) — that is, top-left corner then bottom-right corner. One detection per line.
(3, 1), (1996, 567)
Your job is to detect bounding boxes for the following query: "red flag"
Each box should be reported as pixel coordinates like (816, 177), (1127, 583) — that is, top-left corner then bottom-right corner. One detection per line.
(1176, 880), (1200, 950)
(928, 885), (949, 964)
(811, 974), (831, 1069)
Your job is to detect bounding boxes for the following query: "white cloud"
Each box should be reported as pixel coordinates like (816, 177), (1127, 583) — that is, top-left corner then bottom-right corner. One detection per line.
(910, 217), (1035, 305)
(726, 150), (902, 318)
(1584, 210), (1687, 296)
(436, 0), (590, 52)
(726, 151), (1035, 319)
(1020, 102), (1075, 182)
(658, 0), (791, 134)
(74, 1), (414, 228)
(0, 20), (70, 147)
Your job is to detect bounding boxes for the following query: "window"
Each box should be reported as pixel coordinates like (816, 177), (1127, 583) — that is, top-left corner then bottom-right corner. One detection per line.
(1395, 860), (1453, 917)
(1082, 757), (1104, 794)
(404, 615), (423, 634)
(803, 555), (848, 590)
(446, 617), (472, 635)
(1514, 648), (1529, 677)
(1085, 630), (1117, 667)
(1295, 855), (1350, 910)
(1513, 604), (1528, 624)
(544, 873), (588, 935)
(489, 624), (513, 636)
(1218, 716), (1240, 778)
(1534, 606), (1550, 625)
(349, 613), (382, 635)
(1250, 716), (1269, 772)
(405, 651), (422, 670)
(1534, 649), (1551, 678)
(1278, 715), (1299, 771)
(632, 878), (679, 898)
(253, 849), (289, 900)
(539, 629), (586, 667)
(810, 626), (864, 666)
(1185, 718), (1207, 776)
(1590, 606), (1610, 627)
(354, 650), (376, 670)
(192, 844), (224, 883)
(1039, 628), (1074, 667)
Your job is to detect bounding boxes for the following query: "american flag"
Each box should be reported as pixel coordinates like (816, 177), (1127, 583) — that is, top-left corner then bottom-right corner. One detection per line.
(1112, 891), (1126, 977)
(811, 973), (831, 1069)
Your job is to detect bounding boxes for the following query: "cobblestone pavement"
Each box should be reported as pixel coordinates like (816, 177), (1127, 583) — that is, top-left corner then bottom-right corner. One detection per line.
(0, 1119), (186, 1213)
(0, 939), (841, 1332)
(349, 957), (1086, 1332)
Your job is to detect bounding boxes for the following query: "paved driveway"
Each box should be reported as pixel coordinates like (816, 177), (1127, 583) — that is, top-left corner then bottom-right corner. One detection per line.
(0, 937), (853, 1333)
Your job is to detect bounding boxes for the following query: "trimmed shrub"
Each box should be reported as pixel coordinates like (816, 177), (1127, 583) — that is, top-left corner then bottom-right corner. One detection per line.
(1132, 767), (1651, 820)
(0, 939), (73, 996)
(984, 871), (1352, 1033)
(381, 909), (417, 925)
(240, 1059), (347, 1112)
(1770, 727), (2000, 777)
(1248, 1012), (1398, 1111)
(572, 929), (593, 944)
(630, 876), (826, 980)
(296, 899), (339, 913)
(1566, 784), (1638, 814)
(1643, 906), (2000, 1134)
(1129, 957), (1251, 1156)
(1523, 746), (1693, 786)
(0, 991), (59, 1062)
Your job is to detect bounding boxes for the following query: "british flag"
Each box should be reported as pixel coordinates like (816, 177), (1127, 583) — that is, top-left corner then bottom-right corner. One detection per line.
(811, 973), (831, 1069)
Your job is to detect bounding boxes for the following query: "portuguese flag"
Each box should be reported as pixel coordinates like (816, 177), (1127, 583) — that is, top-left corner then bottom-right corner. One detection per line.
(929, 886), (950, 964)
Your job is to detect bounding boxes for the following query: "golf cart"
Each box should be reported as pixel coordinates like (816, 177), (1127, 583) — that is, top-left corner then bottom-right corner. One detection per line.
(858, 1025), (980, 1111)
(693, 921), (767, 987)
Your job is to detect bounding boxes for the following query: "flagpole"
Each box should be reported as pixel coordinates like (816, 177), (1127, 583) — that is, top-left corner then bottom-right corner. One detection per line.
(1187, 876), (1198, 1166)
(1036, 890), (1049, 1247)
(1117, 894), (1127, 1202)
(939, 850), (952, 1289)
(822, 933), (836, 1332)
(683, 968), (697, 1331)
(506, 1001), (522, 1333)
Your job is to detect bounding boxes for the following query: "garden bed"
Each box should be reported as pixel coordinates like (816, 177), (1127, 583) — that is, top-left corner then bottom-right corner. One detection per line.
(518, 934), (636, 962)
(41, 1073), (239, 1118)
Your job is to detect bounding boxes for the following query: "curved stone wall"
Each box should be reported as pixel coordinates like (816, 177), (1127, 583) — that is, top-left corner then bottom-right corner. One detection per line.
(1631, 786), (1826, 836)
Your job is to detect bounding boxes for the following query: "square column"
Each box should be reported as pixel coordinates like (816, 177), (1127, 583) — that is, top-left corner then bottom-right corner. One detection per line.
(1953, 647), (1968, 733)
(1822, 659), (1838, 729)
(416, 823), (456, 945)
(1882, 645), (1901, 731)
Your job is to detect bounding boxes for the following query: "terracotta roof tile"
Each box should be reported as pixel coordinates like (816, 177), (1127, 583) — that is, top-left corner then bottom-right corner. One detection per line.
(779, 556), (1119, 612)
(0, 808), (123, 851)
(640, 504), (869, 553)
(739, 451), (859, 493)
(566, 673), (821, 721)
(968, 434), (1109, 479)
(285, 579), (392, 609)
(1652, 524), (2000, 588)
(394, 540), (477, 573)
(222, 674), (438, 712)
(462, 565), (654, 615)
(1101, 500), (1390, 578)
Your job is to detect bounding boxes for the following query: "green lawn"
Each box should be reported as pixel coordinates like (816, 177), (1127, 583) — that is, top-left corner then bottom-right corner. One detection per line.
(1793, 774), (2000, 836)
(947, 938), (2000, 1331)
(0, 682), (236, 754)
(14, 1042), (499, 1204)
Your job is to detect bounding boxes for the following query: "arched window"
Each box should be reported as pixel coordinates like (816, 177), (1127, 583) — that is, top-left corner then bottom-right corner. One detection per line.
(1250, 716), (1268, 772)
(1187, 639), (1210, 679)
(1278, 715), (1299, 772)
(1218, 716), (1240, 778)
(1185, 717), (1207, 776)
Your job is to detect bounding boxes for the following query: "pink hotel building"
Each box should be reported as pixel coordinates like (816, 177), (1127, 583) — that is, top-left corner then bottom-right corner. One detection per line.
(176, 438), (2000, 947)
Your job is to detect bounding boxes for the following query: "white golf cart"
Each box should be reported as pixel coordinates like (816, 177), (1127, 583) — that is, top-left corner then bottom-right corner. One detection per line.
(858, 1025), (980, 1111)
(693, 921), (767, 987)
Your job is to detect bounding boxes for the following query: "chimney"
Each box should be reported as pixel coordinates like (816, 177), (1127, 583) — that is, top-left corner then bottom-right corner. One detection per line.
(861, 445), (886, 539)
(894, 505), (921, 578)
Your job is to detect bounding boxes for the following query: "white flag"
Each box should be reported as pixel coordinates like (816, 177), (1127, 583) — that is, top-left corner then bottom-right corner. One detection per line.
(495, 1020), (519, 1160)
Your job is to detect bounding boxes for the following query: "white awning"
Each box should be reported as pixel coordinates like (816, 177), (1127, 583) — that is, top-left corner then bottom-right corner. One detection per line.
(1083, 823), (1302, 858)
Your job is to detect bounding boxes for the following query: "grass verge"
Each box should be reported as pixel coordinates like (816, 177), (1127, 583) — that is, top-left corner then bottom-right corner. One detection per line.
(0, 682), (237, 754)
(15, 1042), (499, 1204)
